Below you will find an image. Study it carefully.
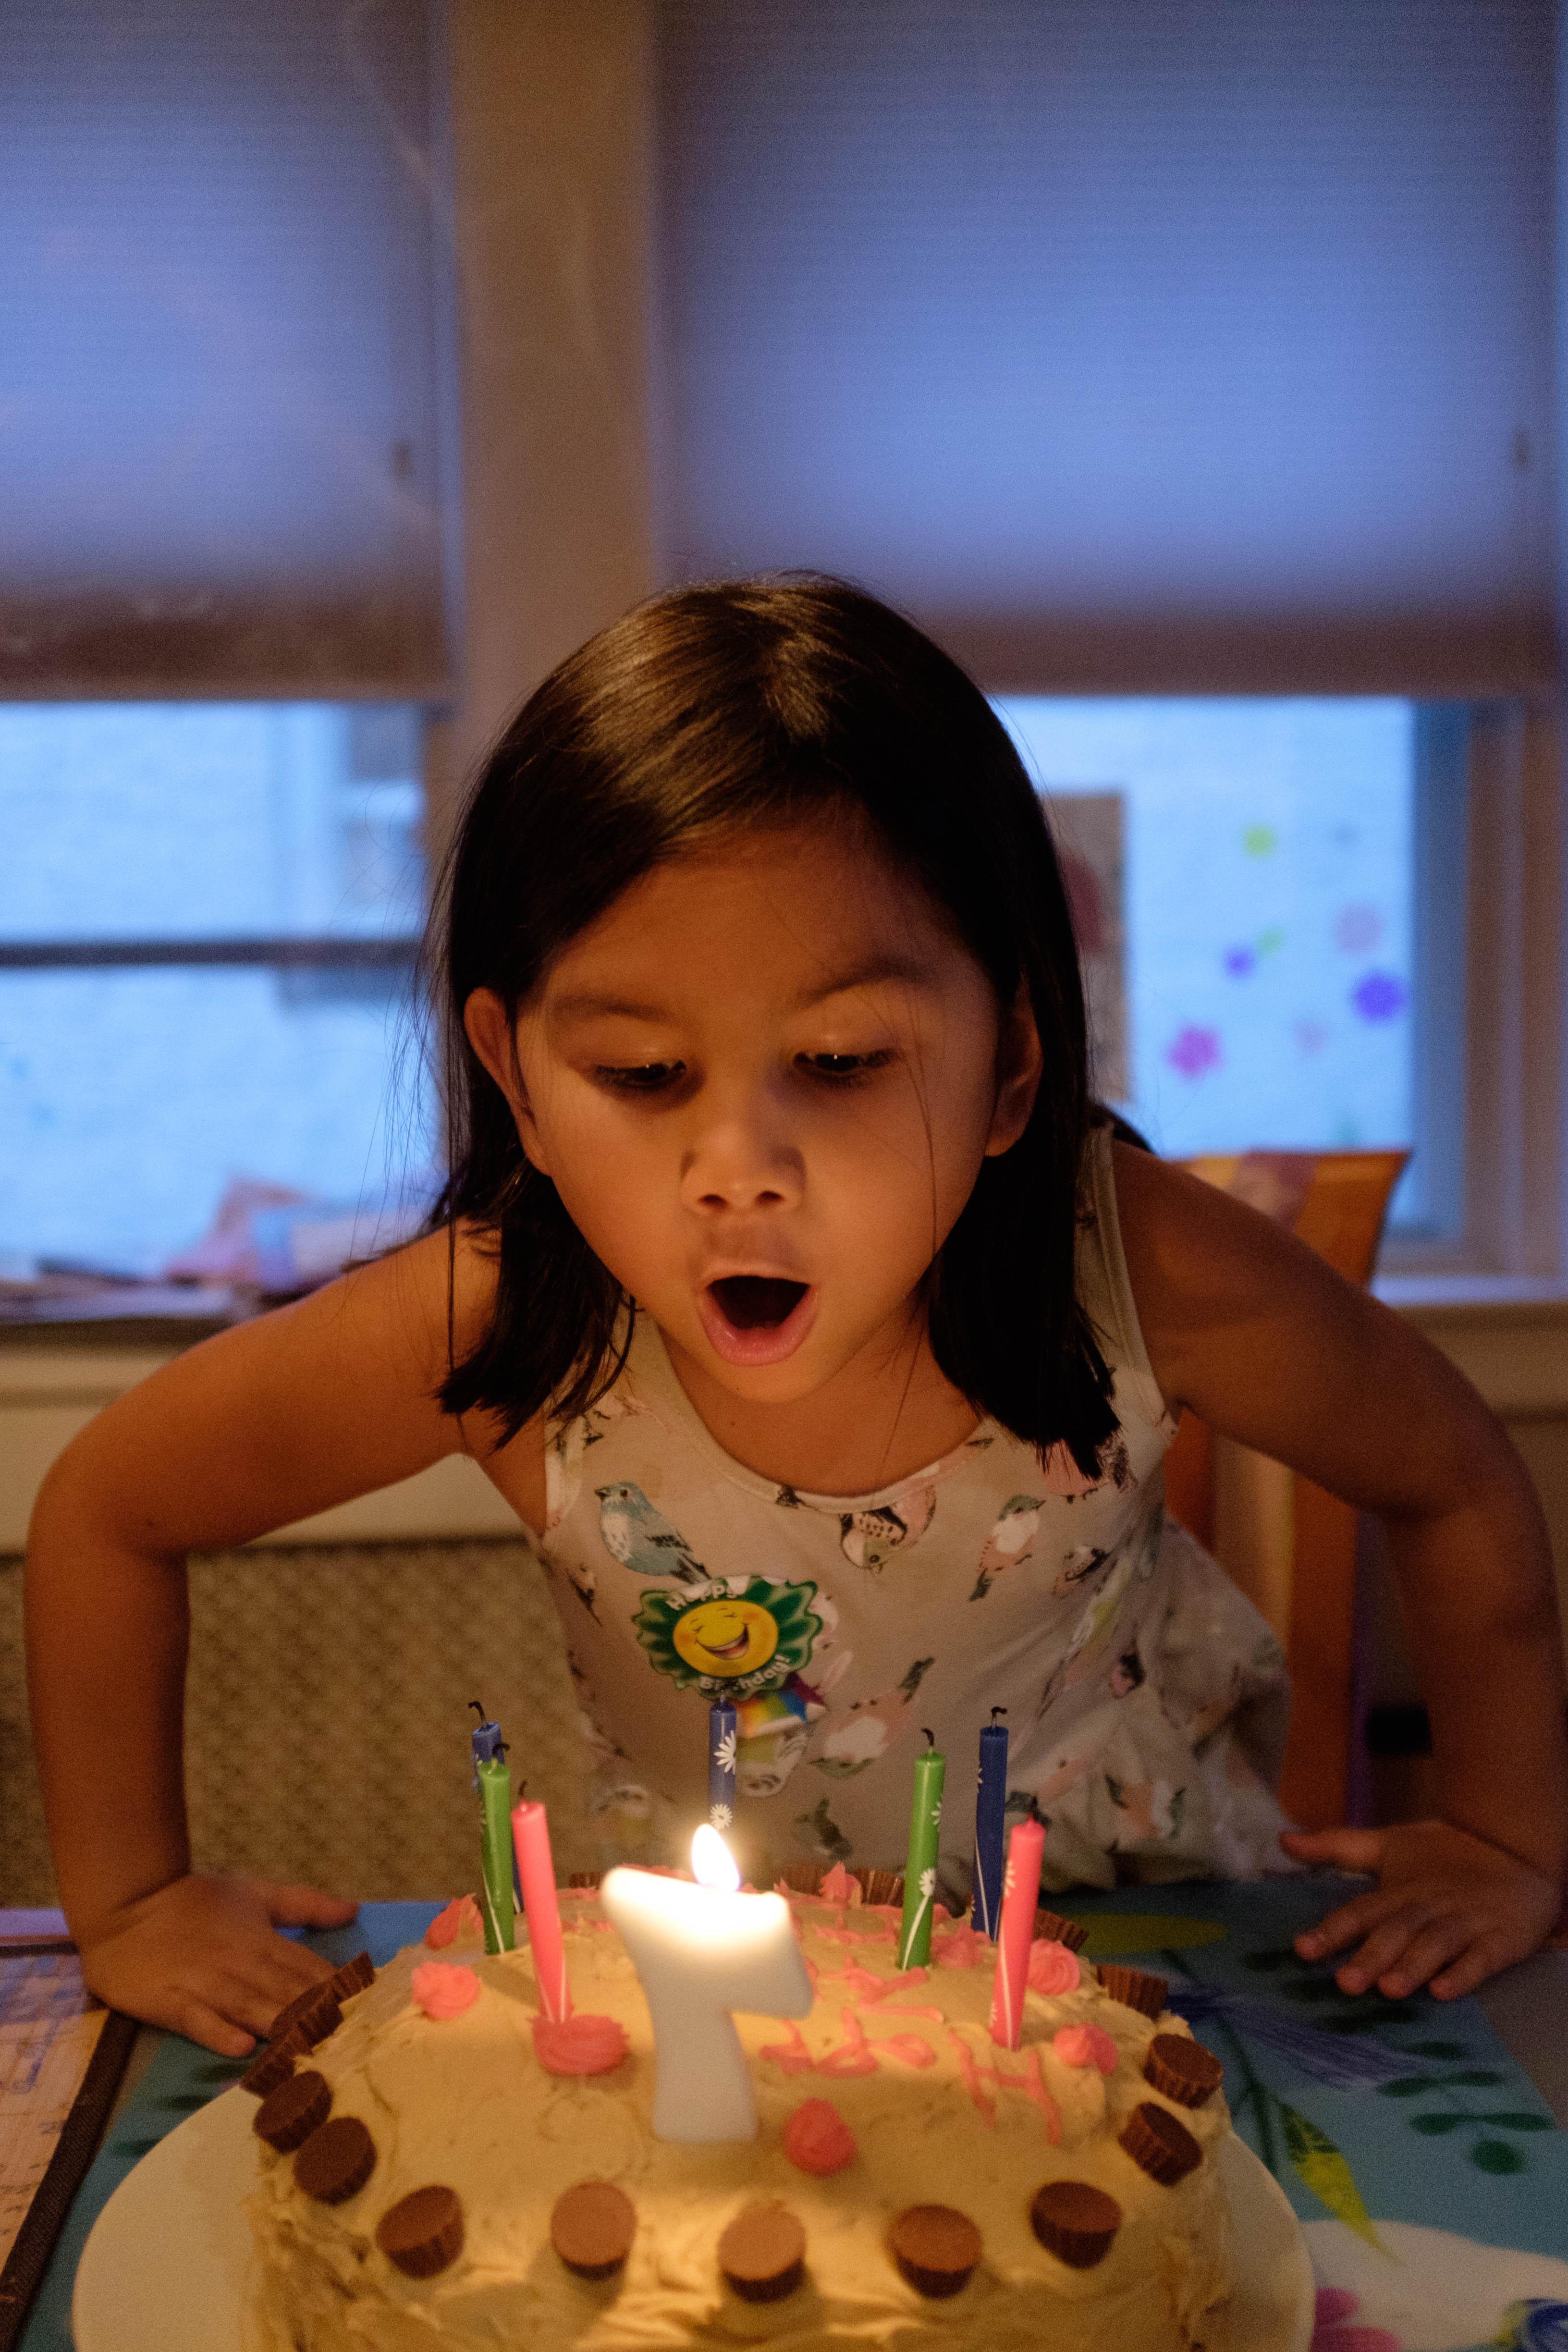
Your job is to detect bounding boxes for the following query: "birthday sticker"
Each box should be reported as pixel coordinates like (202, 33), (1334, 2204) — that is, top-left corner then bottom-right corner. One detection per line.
(633, 1576), (822, 1702)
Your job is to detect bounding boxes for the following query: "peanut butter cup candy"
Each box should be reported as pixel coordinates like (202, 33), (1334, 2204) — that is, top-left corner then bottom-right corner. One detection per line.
(1034, 1908), (1090, 1954)
(1143, 2032), (1224, 2108)
(1098, 1964), (1168, 2020)
(328, 1950), (375, 2001)
(718, 2204), (807, 2303)
(377, 2185), (466, 2278)
(551, 2181), (636, 2279)
(294, 2114), (376, 2205)
(241, 2024), (306, 2099)
(1118, 2100), (1202, 2186)
(270, 1981), (343, 2051)
(889, 2206), (982, 2298)
(1029, 2180), (1123, 2268)
(254, 2069), (331, 2154)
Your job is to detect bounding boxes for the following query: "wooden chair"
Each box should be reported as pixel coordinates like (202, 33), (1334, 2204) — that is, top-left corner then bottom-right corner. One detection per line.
(1161, 1148), (1410, 1829)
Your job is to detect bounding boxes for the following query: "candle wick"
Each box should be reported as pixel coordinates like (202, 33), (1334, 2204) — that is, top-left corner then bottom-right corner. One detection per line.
(469, 1699), (487, 1722)
(921, 1727), (935, 1749)
(991, 1706), (1007, 1725)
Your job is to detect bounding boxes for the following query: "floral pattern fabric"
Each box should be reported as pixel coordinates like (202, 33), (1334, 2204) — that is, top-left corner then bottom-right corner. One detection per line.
(534, 1127), (1293, 1895)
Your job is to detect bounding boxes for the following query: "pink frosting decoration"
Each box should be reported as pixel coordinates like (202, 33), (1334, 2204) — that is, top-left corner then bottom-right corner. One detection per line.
(832, 1965), (885, 2002)
(873, 2031), (938, 2068)
(783, 2097), (858, 2175)
(423, 1894), (484, 1950)
(818, 2012), (879, 2078)
(1027, 1938), (1082, 1996)
(1054, 2022), (1118, 2074)
(945, 2030), (1062, 2139)
(759, 2021), (816, 2075)
(931, 1923), (986, 1969)
(531, 2012), (629, 2076)
(410, 1961), (481, 2019)
(818, 1862), (861, 1906)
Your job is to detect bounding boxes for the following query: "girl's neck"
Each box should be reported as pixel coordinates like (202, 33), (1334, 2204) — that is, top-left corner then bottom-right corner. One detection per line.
(657, 1314), (983, 1498)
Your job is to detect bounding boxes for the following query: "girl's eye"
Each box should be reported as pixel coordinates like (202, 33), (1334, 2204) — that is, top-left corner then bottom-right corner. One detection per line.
(797, 1050), (894, 1083)
(594, 1062), (686, 1093)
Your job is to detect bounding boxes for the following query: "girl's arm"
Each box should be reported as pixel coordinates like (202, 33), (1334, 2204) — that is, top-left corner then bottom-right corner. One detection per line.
(1114, 1143), (1568, 2000)
(23, 1225), (541, 2053)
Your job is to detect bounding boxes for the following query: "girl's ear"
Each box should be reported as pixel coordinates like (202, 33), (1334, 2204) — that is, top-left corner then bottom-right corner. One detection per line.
(983, 982), (1043, 1157)
(462, 988), (551, 1174)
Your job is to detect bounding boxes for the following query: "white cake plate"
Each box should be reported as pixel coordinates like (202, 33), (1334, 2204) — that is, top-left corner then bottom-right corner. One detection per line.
(74, 2083), (1313, 2351)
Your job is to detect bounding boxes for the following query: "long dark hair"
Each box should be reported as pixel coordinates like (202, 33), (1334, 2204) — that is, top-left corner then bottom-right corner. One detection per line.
(429, 574), (1117, 1477)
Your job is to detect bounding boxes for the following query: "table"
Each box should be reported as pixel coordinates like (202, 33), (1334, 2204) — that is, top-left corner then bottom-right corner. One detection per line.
(11, 1881), (1568, 2352)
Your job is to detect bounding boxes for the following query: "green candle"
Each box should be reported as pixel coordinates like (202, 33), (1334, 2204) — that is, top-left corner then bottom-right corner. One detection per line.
(477, 1755), (516, 1954)
(896, 1732), (946, 1970)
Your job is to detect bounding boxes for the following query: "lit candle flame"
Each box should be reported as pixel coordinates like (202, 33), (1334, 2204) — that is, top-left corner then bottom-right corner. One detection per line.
(691, 1823), (741, 1892)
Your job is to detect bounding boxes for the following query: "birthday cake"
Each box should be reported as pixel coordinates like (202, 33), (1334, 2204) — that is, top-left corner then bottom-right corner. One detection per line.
(241, 1870), (1232, 2351)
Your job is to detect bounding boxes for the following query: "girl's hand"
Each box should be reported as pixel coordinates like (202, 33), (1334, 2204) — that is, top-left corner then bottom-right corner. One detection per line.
(75, 1873), (359, 2055)
(1280, 1821), (1564, 2000)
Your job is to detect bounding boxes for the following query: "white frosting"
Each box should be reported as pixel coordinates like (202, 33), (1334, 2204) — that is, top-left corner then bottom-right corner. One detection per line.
(245, 1895), (1231, 2350)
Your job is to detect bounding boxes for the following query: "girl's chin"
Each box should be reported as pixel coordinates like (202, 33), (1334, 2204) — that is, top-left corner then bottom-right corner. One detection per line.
(695, 1282), (820, 1368)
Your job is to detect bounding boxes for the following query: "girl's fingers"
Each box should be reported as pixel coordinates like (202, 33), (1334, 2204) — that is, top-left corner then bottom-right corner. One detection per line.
(1371, 1914), (1473, 1997)
(1279, 1826), (1384, 1874)
(1297, 1882), (1413, 1960)
(257, 1882), (360, 1930)
(1430, 1932), (1514, 2001)
(180, 2009), (257, 2058)
(1336, 1904), (1448, 1993)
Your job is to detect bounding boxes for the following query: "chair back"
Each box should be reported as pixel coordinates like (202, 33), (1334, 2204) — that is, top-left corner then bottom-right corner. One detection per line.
(1162, 1148), (1409, 1827)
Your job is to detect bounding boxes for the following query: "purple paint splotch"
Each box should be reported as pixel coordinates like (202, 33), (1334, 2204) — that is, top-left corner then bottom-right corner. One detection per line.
(1335, 903), (1383, 955)
(1351, 971), (1407, 1024)
(1166, 1026), (1223, 1079)
(1223, 945), (1256, 979)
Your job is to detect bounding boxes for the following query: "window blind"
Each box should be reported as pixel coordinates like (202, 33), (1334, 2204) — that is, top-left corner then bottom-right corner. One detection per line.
(655, 0), (1554, 695)
(0, 0), (452, 698)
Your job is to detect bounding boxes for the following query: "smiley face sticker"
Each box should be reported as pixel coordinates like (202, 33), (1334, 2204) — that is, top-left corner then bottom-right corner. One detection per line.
(634, 1576), (821, 1700)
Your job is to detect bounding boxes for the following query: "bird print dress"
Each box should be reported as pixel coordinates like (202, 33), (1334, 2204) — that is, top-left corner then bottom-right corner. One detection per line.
(530, 1127), (1294, 1905)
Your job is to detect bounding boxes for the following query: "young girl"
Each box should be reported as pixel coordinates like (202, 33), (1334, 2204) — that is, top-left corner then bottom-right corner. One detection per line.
(25, 576), (1567, 2057)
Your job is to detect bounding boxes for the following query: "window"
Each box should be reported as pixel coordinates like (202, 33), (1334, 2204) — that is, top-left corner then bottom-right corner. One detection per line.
(994, 697), (1453, 1235)
(0, 704), (431, 1275)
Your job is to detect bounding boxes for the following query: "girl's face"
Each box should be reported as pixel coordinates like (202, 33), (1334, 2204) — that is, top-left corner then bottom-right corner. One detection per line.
(465, 817), (1041, 1409)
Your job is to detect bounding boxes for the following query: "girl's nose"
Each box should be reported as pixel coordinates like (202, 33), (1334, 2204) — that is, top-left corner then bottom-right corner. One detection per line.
(680, 1100), (805, 1214)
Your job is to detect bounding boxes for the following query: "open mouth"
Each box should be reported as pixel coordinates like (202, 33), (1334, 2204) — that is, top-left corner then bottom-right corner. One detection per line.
(708, 1276), (809, 1330)
(699, 1274), (818, 1368)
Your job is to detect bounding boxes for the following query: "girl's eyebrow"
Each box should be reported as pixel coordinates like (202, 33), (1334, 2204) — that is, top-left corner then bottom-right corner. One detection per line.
(794, 952), (938, 1007)
(549, 954), (937, 1028)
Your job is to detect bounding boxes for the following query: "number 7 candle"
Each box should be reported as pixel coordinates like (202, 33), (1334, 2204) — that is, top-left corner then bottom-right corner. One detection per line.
(601, 1826), (811, 2141)
(896, 1730), (946, 1971)
(988, 1816), (1044, 2049)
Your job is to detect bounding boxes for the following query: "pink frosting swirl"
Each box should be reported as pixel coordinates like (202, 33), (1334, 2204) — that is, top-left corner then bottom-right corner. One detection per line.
(1027, 1938), (1082, 1996)
(410, 1961), (481, 2019)
(783, 2097), (857, 2174)
(1054, 2022), (1118, 2074)
(818, 1862), (860, 1906)
(532, 2012), (628, 2077)
(423, 1894), (484, 1950)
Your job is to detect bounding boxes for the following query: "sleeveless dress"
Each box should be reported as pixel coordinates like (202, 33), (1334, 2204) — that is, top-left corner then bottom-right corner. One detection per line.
(532, 1128), (1294, 1903)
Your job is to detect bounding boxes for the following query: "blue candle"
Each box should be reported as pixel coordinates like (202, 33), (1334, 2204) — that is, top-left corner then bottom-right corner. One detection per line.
(471, 1701), (523, 1910)
(973, 1707), (1009, 1941)
(708, 1700), (738, 1833)
(469, 1699), (505, 1770)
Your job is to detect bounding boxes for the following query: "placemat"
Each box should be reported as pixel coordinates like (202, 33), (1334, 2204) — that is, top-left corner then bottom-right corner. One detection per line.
(0, 1945), (133, 2352)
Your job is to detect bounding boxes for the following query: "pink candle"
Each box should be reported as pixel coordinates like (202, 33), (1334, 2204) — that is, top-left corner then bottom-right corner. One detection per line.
(987, 1818), (1044, 2050)
(511, 1800), (572, 2024)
